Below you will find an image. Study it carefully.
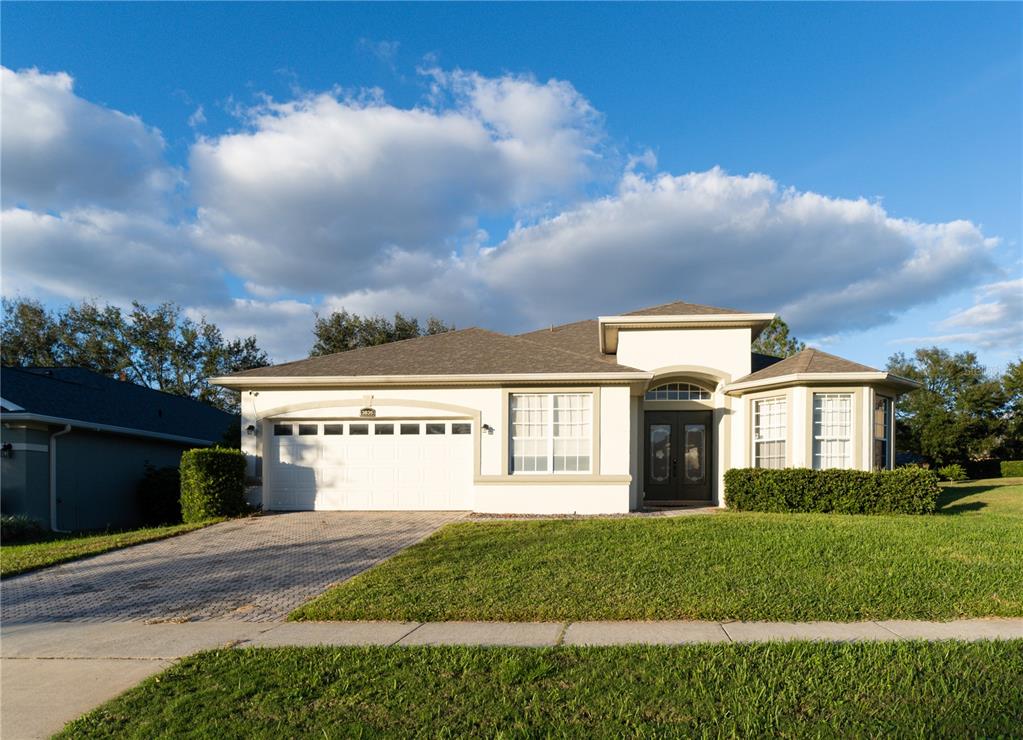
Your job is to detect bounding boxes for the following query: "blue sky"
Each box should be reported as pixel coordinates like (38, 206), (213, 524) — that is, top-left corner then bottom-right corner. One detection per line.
(3, 2), (1020, 369)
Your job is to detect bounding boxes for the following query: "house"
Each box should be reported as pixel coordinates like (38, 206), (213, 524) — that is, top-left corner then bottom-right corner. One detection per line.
(0, 367), (236, 531)
(213, 301), (918, 515)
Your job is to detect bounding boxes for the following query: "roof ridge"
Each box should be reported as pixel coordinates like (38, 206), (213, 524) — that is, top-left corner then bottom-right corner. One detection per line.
(517, 317), (597, 336)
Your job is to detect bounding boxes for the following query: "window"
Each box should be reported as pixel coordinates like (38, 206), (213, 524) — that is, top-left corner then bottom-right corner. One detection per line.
(645, 383), (712, 401)
(323, 424), (343, 435)
(273, 424), (293, 436)
(400, 423), (420, 435)
(375, 423), (394, 435)
(813, 393), (854, 469)
(349, 424), (369, 435)
(452, 423), (471, 435)
(426, 423), (446, 435)
(753, 397), (786, 469)
(510, 393), (592, 474)
(298, 424), (318, 436)
(873, 397), (891, 470)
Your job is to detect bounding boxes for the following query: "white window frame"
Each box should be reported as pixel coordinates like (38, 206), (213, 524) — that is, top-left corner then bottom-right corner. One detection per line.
(753, 396), (787, 469)
(509, 393), (592, 475)
(645, 382), (712, 401)
(873, 396), (891, 470)
(812, 393), (854, 469)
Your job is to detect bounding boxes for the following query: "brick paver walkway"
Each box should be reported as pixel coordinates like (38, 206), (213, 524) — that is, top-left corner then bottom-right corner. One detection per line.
(1, 511), (463, 624)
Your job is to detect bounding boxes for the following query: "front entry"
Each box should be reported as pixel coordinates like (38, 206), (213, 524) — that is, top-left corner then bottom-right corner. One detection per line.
(644, 410), (713, 504)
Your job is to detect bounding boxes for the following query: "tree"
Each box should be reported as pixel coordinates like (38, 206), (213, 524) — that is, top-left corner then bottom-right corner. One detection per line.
(311, 310), (454, 356)
(1, 298), (269, 413)
(998, 359), (1023, 459)
(752, 316), (805, 358)
(0, 298), (61, 367)
(887, 347), (1006, 465)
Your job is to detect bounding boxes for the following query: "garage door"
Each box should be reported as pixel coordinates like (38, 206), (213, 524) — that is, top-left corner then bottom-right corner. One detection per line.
(268, 419), (473, 511)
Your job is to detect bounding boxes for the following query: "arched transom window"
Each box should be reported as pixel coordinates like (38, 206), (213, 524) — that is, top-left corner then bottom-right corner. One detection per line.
(644, 382), (713, 401)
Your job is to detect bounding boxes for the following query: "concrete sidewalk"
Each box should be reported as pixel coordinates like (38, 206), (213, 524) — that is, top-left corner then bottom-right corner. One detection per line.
(4, 618), (1023, 738)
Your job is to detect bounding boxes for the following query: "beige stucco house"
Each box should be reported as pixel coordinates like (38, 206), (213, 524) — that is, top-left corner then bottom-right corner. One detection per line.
(213, 300), (918, 514)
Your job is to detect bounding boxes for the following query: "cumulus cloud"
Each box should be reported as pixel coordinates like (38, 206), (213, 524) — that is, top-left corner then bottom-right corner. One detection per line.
(1, 66), (179, 212)
(188, 70), (602, 295)
(468, 168), (998, 335)
(0, 207), (225, 305)
(894, 279), (1022, 350)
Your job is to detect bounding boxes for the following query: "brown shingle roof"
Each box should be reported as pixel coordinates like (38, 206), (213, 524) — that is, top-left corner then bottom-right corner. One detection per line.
(735, 348), (878, 383)
(517, 319), (612, 363)
(622, 300), (747, 316)
(224, 327), (643, 379)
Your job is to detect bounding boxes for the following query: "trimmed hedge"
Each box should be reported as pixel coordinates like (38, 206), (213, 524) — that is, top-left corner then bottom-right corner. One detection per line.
(724, 467), (940, 515)
(937, 464), (968, 482)
(180, 448), (248, 523)
(1001, 460), (1023, 478)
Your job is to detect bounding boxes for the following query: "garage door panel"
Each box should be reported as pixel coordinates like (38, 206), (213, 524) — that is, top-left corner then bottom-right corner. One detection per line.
(269, 419), (472, 511)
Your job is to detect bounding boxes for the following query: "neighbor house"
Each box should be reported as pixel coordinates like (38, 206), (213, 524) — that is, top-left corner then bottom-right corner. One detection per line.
(1, 367), (236, 530)
(213, 301), (918, 515)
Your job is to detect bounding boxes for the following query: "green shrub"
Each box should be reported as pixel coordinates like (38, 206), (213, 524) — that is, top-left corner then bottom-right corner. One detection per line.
(179, 448), (248, 523)
(937, 464), (968, 482)
(1, 514), (45, 542)
(724, 467), (940, 515)
(1000, 460), (1023, 478)
(136, 464), (183, 526)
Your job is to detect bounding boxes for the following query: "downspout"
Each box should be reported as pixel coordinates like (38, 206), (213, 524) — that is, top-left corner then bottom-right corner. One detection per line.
(49, 424), (72, 532)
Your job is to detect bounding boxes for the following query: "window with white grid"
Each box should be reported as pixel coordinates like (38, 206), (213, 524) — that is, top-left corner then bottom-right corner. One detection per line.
(813, 393), (854, 469)
(644, 382), (712, 401)
(753, 396), (786, 468)
(510, 393), (591, 474)
(873, 396), (891, 470)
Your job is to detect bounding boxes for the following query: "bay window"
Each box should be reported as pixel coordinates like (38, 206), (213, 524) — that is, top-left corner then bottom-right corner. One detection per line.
(753, 396), (786, 468)
(510, 393), (592, 474)
(812, 393), (853, 469)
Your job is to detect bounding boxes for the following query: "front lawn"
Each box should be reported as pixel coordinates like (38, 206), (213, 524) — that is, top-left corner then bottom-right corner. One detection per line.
(292, 478), (1023, 622)
(59, 642), (1023, 737)
(0, 519), (224, 578)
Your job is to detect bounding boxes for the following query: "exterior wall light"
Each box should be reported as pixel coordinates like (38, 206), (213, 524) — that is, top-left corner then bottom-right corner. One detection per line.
(1, 442), (12, 458)
(246, 424), (256, 436)
(481, 424), (494, 433)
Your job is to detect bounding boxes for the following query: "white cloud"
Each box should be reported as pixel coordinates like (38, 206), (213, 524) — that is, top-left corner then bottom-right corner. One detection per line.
(0, 207), (226, 306)
(185, 298), (318, 362)
(1, 66), (178, 213)
(188, 70), (602, 295)
(469, 168), (998, 335)
(896, 279), (1023, 350)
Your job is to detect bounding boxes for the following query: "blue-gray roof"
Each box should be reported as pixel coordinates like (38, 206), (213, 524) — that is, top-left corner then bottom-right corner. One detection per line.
(0, 367), (236, 443)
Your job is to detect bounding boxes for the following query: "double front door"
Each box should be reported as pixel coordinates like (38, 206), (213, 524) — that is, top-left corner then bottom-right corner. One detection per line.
(644, 410), (713, 503)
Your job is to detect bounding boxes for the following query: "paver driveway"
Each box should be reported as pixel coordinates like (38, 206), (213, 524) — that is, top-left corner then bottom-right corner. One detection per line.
(1, 511), (463, 624)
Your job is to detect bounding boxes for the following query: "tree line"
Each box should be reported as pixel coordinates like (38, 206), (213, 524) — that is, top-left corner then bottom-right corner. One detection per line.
(2, 298), (1019, 465)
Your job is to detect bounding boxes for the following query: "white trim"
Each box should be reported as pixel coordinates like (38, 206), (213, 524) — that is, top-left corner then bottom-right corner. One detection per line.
(0, 412), (217, 446)
(598, 313), (776, 353)
(212, 371), (652, 388)
(724, 372), (919, 395)
(5, 442), (49, 453)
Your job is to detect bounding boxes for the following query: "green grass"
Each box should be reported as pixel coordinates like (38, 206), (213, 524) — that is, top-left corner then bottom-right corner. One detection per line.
(58, 642), (1023, 737)
(292, 478), (1023, 622)
(0, 519), (224, 578)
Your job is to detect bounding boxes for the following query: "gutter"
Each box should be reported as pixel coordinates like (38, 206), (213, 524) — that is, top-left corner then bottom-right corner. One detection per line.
(49, 424), (72, 533)
(723, 372), (921, 396)
(0, 413), (216, 446)
(210, 371), (654, 389)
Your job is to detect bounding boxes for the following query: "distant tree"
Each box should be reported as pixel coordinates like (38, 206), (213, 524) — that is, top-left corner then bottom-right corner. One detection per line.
(997, 359), (1023, 459)
(0, 298), (61, 367)
(752, 316), (805, 358)
(311, 310), (454, 356)
(887, 347), (1006, 465)
(1, 297), (269, 413)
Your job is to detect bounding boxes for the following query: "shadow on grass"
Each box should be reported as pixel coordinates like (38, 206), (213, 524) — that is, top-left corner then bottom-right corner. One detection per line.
(936, 485), (995, 515)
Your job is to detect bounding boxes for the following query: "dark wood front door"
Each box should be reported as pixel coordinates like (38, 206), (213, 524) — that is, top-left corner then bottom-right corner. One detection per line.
(644, 410), (713, 503)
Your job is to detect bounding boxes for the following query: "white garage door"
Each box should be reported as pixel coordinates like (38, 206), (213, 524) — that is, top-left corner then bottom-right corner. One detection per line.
(268, 419), (473, 511)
